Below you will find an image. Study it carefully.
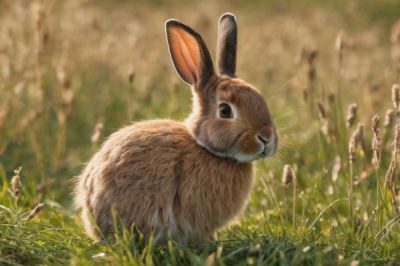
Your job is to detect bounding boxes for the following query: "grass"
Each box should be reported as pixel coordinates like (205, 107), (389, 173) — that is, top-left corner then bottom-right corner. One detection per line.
(1, 0), (400, 265)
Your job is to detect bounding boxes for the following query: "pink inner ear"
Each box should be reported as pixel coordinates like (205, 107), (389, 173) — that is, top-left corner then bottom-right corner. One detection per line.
(169, 27), (201, 84)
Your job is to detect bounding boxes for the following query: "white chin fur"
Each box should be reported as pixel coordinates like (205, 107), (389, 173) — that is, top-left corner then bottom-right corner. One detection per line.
(233, 153), (259, 163)
(188, 130), (275, 163)
(194, 139), (267, 162)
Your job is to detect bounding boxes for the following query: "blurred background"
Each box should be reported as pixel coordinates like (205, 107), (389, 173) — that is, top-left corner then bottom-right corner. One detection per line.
(0, 0), (400, 204)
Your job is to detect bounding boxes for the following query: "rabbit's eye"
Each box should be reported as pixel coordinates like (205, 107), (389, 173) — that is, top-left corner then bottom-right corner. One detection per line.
(219, 103), (233, 119)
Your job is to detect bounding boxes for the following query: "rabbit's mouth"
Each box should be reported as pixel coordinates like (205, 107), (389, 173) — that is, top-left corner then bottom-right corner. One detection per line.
(258, 134), (278, 157)
(231, 145), (276, 163)
(222, 131), (278, 162)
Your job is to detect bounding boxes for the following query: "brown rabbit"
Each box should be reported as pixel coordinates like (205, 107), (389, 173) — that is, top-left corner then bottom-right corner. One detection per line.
(74, 13), (278, 244)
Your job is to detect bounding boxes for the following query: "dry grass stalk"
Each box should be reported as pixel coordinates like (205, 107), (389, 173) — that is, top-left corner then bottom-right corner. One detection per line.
(348, 142), (356, 163)
(349, 123), (364, 162)
(321, 120), (334, 140)
(371, 115), (382, 169)
(395, 189), (400, 214)
(391, 20), (400, 73)
(317, 100), (335, 140)
(353, 123), (364, 146)
(91, 121), (104, 144)
(0, 143), (8, 156)
(336, 32), (344, 72)
(36, 179), (56, 194)
(384, 109), (395, 128)
(57, 59), (74, 126)
(294, 47), (305, 65)
(317, 100), (327, 120)
(282, 164), (297, 226)
(17, 109), (42, 136)
(128, 71), (135, 85)
(386, 122), (400, 188)
(27, 203), (45, 220)
(346, 103), (358, 128)
(307, 49), (318, 88)
(0, 104), (9, 131)
(332, 156), (342, 182)
(282, 164), (295, 185)
(0, 51), (11, 79)
(32, 2), (49, 55)
(394, 122), (400, 154)
(11, 167), (22, 198)
(327, 92), (335, 105)
(294, 47), (318, 100)
(385, 158), (396, 189)
(391, 20), (400, 44)
(392, 84), (400, 113)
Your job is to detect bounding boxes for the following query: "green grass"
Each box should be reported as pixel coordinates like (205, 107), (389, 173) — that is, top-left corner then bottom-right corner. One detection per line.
(1, 0), (400, 265)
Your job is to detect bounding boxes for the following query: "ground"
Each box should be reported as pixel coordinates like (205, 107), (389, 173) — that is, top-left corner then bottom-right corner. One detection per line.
(1, 0), (400, 265)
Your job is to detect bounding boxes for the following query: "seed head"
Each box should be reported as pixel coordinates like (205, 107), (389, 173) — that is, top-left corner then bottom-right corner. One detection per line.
(371, 115), (380, 134)
(394, 122), (400, 154)
(11, 167), (22, 198)
(282, 164), (296, 185)
(385, 157), (396, 189)
(384, 109), (395, 128)
(91, 121), (104, 144)
(352, 123), (364, 145)
(371, 115), (382, 169)
(128, 72), (135, 84)
(56, 59), (74, 126)
(328, 92), (335, 104)
(336, 32), (344, 52)
(349, 123), (364, 162)
(332, 156), (342, 182)
(346, 103), (358, 128)
(348, 142), (356, 163)
(27, 203), (45, 220)
(372, 137), (382, 169)
(395, 189), (400, 214)
(392, 84), (400, 112)
(336, 32), (344, 69)
(317, 100), (326, 120)
(57, 60), (71, 89)
(307, 49), (318, 86)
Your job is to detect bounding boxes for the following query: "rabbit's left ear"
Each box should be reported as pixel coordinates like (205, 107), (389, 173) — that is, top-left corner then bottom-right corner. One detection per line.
(166, 19), (214, 87)
(216, 13), (237, 77)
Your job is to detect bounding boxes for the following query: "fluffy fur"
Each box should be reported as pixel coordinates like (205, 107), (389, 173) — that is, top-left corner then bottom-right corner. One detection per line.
(74, 13), (278, 244)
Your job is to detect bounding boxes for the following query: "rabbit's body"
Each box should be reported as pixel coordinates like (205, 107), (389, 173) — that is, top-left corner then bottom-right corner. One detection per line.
(75, 13), (278, 243)
(75, 120), (253, 242)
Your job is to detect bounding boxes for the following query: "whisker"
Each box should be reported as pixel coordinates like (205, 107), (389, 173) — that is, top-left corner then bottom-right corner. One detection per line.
(273, 107), (308, 122)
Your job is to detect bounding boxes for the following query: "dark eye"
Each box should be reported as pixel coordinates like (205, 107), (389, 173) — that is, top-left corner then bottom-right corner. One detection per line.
(219, 103), (233, 119)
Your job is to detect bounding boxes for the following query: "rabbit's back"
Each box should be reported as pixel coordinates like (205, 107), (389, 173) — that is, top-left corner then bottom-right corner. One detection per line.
(75, 119), (253, 242)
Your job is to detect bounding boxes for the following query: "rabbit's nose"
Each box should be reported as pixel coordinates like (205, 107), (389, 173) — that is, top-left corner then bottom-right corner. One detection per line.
(257, 135), (270, 146)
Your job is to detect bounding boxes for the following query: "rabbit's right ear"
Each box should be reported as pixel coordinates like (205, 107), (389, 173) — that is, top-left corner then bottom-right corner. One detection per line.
(166, 20), (214, 87)
(216, 13), (237, 77)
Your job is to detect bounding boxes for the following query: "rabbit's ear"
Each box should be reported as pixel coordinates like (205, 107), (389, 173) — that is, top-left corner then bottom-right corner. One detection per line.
(166, 20), (214, 86)
(216, 13), (237, 77)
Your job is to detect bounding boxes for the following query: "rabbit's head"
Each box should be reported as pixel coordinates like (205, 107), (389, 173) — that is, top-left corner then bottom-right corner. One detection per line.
(166, 13), (278, 162)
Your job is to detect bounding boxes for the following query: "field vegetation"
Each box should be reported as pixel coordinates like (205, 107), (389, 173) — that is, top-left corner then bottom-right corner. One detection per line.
(1, 0), (400, 265)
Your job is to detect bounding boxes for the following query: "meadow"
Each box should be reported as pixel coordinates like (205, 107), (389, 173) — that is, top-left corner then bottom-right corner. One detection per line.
(1, 0), (400, 265)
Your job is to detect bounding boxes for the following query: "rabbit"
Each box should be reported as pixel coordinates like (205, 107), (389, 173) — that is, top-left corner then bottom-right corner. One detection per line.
(74, 13), (278, 244)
